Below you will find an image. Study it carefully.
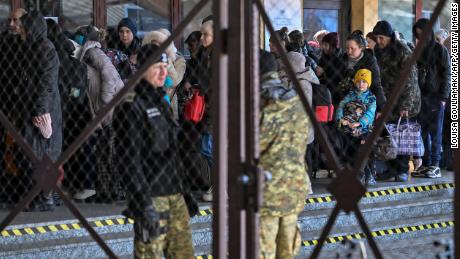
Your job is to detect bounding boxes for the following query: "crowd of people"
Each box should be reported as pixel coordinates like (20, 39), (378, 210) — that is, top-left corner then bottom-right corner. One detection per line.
(0, 6), (453, 259)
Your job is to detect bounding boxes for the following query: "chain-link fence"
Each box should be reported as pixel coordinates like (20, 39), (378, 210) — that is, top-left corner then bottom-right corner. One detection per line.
(0, 0), (456, 258)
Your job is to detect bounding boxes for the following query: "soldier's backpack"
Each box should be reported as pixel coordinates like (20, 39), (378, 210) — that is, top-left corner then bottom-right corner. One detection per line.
(312, 84), (334, 122)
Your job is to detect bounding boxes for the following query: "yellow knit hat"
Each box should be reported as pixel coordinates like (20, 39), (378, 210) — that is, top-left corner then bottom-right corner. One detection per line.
(354, 69), (372, 87)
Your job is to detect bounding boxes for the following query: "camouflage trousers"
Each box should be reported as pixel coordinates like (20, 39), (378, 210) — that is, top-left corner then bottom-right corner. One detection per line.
(134, 194), (194, 259)
(259, 213), (302, 259)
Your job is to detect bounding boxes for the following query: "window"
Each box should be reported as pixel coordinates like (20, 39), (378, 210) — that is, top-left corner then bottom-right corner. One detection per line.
(303, 9), (339, 41)
(0, 0), (10, 32)
(22, 0), (93, 31)
(107, 0), (171, 38)
(378, 0), (415, 40)
(302, 0), (346, 47)
(422, 0), (454, 32)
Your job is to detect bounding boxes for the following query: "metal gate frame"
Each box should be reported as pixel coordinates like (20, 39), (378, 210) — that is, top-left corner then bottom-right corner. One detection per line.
(0, 0), (211, 257)
(224, 0), (453, 258)
(0, 0), (456, 258)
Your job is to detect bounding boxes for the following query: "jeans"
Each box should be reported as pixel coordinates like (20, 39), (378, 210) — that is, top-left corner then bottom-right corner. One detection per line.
(419, 97), (445, 167)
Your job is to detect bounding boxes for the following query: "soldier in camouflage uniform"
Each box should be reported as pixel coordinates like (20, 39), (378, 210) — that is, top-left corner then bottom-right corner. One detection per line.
(113, 44), (194, 259)
(372, 21), (421, 182)
(258, 50), (311, 259)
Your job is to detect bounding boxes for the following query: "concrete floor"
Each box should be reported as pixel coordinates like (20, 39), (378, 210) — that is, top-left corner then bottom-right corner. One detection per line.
(0, 170), (454, 227)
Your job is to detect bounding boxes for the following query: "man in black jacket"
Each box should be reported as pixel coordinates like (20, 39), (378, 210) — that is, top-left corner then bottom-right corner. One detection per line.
(113, 44), (194, 258)
(412, 18), (451, 178)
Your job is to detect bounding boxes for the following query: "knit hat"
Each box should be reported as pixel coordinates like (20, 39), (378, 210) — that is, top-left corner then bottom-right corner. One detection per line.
(322, 32), (339, 48)
(354, 69), (372, 87)
(118, 17), (137, 36)
(372, 20), (394, 38)
(137, 44), (168, 67)
(259, 50), (278, 75)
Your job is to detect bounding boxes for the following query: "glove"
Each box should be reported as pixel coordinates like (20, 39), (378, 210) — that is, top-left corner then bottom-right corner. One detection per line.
(32, 113), (52, 139)
(141, 205), (161, 231)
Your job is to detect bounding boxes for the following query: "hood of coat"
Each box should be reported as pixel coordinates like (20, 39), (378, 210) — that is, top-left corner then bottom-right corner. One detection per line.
(280, 67), (319, 86)
(413, 18), (435, 44)
(21, 11), (47, 44)
(49, 32), (75, 57)
(78, 40), (102, 61)
(413, 18), (437, 66)
(142, 30), (176, 61)
(261, 71), (297, 101)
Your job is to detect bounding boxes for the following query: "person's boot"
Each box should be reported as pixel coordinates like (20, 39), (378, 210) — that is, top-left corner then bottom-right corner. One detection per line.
(24, 193), (54, 212)
(365, 161), (377, 186)
(395, 172), (409, 182)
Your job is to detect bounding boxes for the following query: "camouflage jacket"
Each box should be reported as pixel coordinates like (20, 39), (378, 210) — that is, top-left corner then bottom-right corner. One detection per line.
(259, 73), (311, 217)
(375, 40), (421, 121)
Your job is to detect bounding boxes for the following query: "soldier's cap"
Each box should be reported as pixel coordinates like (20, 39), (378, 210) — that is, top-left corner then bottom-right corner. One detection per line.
(137, 44), (168, 67)
(354, 69), (372, 87)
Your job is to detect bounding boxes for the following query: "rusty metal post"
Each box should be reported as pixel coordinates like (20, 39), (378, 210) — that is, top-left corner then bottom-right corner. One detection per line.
(244, 0), (261, 258)
(227, 0), (246, 257)
(211, 0), (229, 257)
(93, 0), (107, 29)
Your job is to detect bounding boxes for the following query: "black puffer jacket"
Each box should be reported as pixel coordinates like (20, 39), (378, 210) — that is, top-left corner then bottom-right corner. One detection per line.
(318, 48), (345, 105)
(114, 81), (182, 210)
(19, 11), (62, 161)
(413, 18), (451, 100)
(340, 49), (387, 111)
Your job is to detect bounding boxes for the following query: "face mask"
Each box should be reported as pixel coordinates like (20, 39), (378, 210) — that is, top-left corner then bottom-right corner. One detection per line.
(163, 75), (174, 88)
(74, 34), (86, 46)
(163, 94), (171, 105)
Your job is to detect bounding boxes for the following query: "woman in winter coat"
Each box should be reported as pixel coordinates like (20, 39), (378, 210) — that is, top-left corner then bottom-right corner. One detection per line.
(338, 32), (386, 114)
(116, 17), (141, 59)
(18, 11), (62, 211)
(72, 25), (125, 200)
(316, 32), (345, 106)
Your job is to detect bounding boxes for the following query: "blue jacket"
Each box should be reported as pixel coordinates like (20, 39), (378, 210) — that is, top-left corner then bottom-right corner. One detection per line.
(336, 89), (376, 133)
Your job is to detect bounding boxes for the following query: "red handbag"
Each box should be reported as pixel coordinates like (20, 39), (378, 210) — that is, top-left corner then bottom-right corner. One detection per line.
(184, 89), (206, 123)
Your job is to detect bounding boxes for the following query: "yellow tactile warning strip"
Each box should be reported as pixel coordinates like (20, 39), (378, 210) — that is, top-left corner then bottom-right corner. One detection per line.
(301, 220), (454, 247)
(0, 218), (134, 237)
(305, 183), (454, 205)
(193, 220), (454, 258)
(0, 183), (453, 238)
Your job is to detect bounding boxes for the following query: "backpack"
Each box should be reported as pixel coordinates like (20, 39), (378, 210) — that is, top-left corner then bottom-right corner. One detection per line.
(312, 84), (334, 122)
(102, 48), (133, 79)
(60, 55), (89, 106)
(59, 54), (92, 146)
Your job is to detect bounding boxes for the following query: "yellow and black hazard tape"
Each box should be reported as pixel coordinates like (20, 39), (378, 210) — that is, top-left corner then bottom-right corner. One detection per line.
(302, 220), (454, 247)
(1, 218), (134, 237)
(0, 183), (453, 238)
(193, 220), (454, 258)
(305, 182), (454, 205)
